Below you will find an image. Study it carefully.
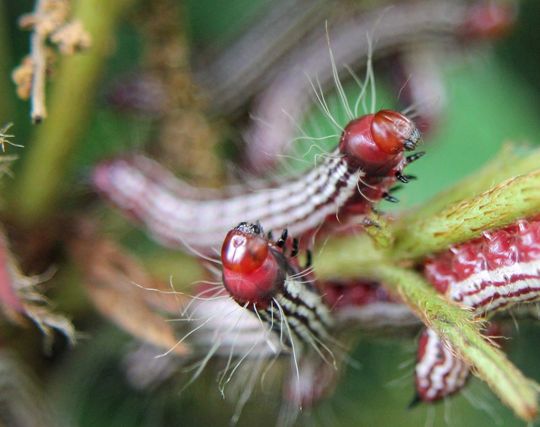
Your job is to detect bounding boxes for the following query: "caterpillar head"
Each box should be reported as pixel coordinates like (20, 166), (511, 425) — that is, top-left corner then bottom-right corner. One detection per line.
(221, 222), (284, 308)
(339, 110), (420, 175)
(462, 2), (516, 40)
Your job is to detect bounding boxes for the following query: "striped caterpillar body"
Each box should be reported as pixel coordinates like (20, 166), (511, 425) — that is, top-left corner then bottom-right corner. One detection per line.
(414, 328), (470, 403)
(202, 1), (514, 120)
(415, 217), (540, 403)
(92, 110), (421, 252)
(425, 216), (540, 316)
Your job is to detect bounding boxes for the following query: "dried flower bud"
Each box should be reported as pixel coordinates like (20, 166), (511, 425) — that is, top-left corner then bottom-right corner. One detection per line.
(51, 20), (91, 55)
(12, 56), (34, 100)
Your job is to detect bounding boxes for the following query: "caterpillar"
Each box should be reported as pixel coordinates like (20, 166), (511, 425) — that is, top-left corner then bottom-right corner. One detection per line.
(221, 222), (333, 357)
(170, 222), (335, 424)
(414, 216), (540, 403)
(92, 109), (422, 252)
(414, 328), (470, 403)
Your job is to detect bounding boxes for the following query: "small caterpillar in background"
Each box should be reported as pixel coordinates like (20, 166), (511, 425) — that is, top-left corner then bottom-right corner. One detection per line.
(415, 216), (540, 403)
(92, 110), (422, 252)
(200, 0), (515, 121)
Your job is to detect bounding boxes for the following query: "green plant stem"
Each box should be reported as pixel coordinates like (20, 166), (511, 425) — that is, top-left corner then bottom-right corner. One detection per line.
(392, 169), (540, 260)
(411, 145), (540, 218)
(11, 0), (134, 227)
(0, 0), (16, 121)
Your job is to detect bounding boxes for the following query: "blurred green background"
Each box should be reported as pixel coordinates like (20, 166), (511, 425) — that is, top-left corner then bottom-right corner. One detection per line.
(2, 0), (540, 426)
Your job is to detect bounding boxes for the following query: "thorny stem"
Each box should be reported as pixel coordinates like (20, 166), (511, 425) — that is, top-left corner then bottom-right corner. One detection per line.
(312, 147), (540, 420)
(315, 251), (540, 420)
(11, 0), (135, 227)
(30, 0), (48, 123)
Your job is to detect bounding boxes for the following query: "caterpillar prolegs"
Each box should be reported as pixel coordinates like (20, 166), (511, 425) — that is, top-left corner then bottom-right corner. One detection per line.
(92, 110), (422, 252)
(415, 216), (540, 403)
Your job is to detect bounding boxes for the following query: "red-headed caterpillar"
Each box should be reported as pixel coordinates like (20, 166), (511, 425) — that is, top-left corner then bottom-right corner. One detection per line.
(221, 222), (334, 362)
(414, 216), (540, 403)
(165, 222), (335, 423)
(92, 110), (422, 252)
(242, 1), (515, 172)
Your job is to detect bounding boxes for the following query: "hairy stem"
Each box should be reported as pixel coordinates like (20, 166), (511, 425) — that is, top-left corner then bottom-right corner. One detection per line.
(11, 0), (135, 227)
(392, 169), (540, 260)
(411, 145), (540, 218)
(314, 251), (539, 420)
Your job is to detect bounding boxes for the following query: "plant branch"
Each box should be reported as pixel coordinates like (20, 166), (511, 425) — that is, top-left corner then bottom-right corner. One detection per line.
(11, 0), (135, 227)
(411, 145), (540, 218)
(392, 169), (540, 260)
(29, 0), (48, 123)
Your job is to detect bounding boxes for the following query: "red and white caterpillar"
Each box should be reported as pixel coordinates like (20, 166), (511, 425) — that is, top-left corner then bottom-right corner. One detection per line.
(220, 222), (334, 358)
(173, 222), (335, 422)
(415, 216), (540, 403)
(92, 110), (422, 252)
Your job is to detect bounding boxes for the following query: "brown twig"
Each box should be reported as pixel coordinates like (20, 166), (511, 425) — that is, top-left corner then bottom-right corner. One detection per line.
(29, 0), (48, 123)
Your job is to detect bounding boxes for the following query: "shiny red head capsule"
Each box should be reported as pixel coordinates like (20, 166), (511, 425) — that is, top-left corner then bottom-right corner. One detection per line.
(221, 222), (284, 307)
(338, 110), (420, 175)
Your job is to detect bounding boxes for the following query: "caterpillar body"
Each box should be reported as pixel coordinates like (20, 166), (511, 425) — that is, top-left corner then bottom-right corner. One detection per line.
(425, 216), (540, 316)
(162, 222), (336, 424)
(323, 278), (419, 332)
(414, 328), (470, 403)
(92, 110), (421, 252)
(415, 216), (540, 403)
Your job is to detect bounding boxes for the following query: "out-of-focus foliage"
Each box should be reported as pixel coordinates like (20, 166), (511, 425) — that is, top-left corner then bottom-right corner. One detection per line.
(2, 0), (540, 426)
